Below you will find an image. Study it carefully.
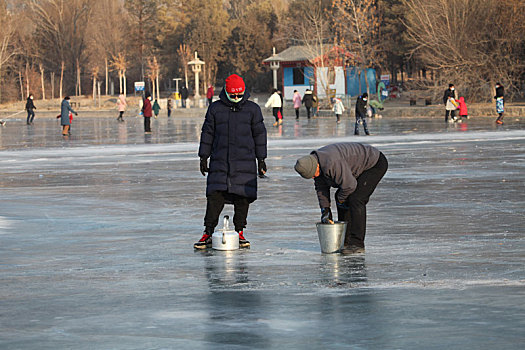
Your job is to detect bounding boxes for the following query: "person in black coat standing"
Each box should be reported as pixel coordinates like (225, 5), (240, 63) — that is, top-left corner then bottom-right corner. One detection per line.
(302, 89), (314, 119)
(195, 74), (267, 249)
(25, 94), (36, 125)
(180, 85), (189, 108)
(355, 93), (370, 135)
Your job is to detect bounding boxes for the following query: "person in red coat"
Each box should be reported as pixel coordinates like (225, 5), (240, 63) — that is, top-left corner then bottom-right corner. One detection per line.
(457, 96), (468, 120)
(206, 84), (214, 106)
(142, 92), (153, 133)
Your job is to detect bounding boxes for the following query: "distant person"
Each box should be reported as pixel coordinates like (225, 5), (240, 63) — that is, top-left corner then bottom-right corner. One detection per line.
(302, 89), (314, 119)
(167, 98), (172, 117)
(25, 94), (36, 125)
(265, 89), (282, 126)
(116, 94), (127, 122)
(494, 82), (505, 124)
(278, 90), (284, 122)
(332, 97), (345, 123)
(293, 90), (302, 119)
(443, 83), (458, 122)
(142, 93), (153, 133)
(152, 99), (161, 119)
(195, 74), (267, 250)
(354, 93), (370, 135)
(457, 96), (468, 121)
(294, 142), (388, 254)
(180, 85), (189, 108)
(60, 96), (77, 136)
(312, 91), (319, 118)
(206, 84), (214, 106)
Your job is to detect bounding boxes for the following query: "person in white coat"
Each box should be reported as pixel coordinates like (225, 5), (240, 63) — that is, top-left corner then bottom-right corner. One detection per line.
(265, 89), (282, 126)
(332, 97), (345, 123)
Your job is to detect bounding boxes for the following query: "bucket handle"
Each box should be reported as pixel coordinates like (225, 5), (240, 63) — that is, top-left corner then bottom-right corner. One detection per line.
(222, 232), (226, 244)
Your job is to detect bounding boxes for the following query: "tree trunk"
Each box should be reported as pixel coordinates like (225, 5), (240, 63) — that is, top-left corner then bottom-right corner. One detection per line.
(105, 57), (108, 95)
(156, 75), (160, 101)
(39, 64), (46, 100)
(51, 72), (55, 99)
(60, 61), (64, 100)
(123, 70), (127, 97)
(184, 67), (188, 88)
(25, 62), (30, 98)
(93, 76), (96, 101)
(97, 81), (101, 107)
(119, 70), (122, 94)
(19, 70), (24, 101)
(76, 59), (81, 96)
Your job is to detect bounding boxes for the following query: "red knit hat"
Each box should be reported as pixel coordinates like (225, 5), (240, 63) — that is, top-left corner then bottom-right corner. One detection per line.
(225, 74), (245, 94)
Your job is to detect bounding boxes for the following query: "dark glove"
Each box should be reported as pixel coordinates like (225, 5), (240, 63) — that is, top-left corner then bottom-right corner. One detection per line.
(75, 112), (78, 116)
(257, 159), (267, 176)
(321, 207), (333, 224)
(200, 158), (209, 176)
(336, 200), (349, 210)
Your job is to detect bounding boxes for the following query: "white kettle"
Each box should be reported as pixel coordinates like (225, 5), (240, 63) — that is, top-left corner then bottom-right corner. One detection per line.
(212, 215), (239, 251)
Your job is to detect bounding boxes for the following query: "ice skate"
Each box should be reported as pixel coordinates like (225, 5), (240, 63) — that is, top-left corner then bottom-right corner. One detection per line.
(238, 230), (250, 248)
(193, 231), (212, 250)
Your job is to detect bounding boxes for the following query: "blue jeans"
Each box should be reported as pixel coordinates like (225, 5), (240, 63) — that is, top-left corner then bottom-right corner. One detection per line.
(354, 112), (369, 135)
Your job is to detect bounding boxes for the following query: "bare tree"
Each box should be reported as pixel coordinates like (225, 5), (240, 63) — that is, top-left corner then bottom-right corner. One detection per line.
(401, 0), (525, 101)
(332, 0), (383, 96)
(0, 2), (18, 102)
(112, 52), (128, 96)
(177, 44), (192, 88)
(286, 0), (336, 99)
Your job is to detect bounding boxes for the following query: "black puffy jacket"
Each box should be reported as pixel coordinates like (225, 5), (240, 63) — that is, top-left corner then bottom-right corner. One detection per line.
(199, 89), (267, 200)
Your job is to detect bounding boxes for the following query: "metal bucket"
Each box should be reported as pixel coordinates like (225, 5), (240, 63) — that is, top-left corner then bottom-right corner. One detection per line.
(316, 221), (347, 254)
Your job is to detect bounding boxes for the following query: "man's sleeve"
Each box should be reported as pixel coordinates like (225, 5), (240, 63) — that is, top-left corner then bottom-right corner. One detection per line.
(314, 176), (331, 208)
(252, 106), (267, 160)
(198, 108), (215, 159)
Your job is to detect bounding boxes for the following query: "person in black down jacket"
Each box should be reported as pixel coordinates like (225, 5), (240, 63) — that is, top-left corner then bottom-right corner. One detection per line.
(294, 142), (388, 255)
(355, 93), (370, 135)
(194, 74), (268, 250)
(25, 94), (36, 125)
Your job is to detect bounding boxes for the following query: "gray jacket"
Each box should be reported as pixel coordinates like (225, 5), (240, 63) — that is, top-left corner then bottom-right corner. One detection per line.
(60, 99), (76, 126)
(313, 143), (380, 208)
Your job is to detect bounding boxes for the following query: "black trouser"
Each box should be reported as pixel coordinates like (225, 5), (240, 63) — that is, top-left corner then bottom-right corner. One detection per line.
(144, 117), (151, 132)
(118, 111), (124, 120)
(445, 109), (455, 122)
(272, 107), (280, 122)
(204, 191), (251, 232)
(295, 108), (300, 119)
(337, 152), (388, 248)
(27, 110), (35, 123)
(306, 106), (311, 118)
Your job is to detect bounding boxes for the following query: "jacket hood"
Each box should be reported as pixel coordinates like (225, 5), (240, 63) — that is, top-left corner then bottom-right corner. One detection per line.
(219, 88), (250, 110)
(304, 90), (313, 95)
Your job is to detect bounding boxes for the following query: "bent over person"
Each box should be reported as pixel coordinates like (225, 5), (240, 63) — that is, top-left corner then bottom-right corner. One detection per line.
(294, 142), (388, 254)
(194, 74), (267, 249)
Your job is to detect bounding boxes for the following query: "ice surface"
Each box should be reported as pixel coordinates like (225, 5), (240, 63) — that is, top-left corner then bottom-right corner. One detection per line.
(0, 113), (524, 349)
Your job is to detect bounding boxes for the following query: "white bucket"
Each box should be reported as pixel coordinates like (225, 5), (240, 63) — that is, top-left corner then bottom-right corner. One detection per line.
(316, 221), (347, 254)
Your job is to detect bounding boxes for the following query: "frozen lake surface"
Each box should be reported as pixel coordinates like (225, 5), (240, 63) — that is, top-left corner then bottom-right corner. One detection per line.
(1, 113), (524, 349)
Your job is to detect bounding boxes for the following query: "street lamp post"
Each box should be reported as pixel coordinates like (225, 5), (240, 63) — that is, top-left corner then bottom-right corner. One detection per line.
(269, 47), (280, 90)
(188, 51), (205, 99)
